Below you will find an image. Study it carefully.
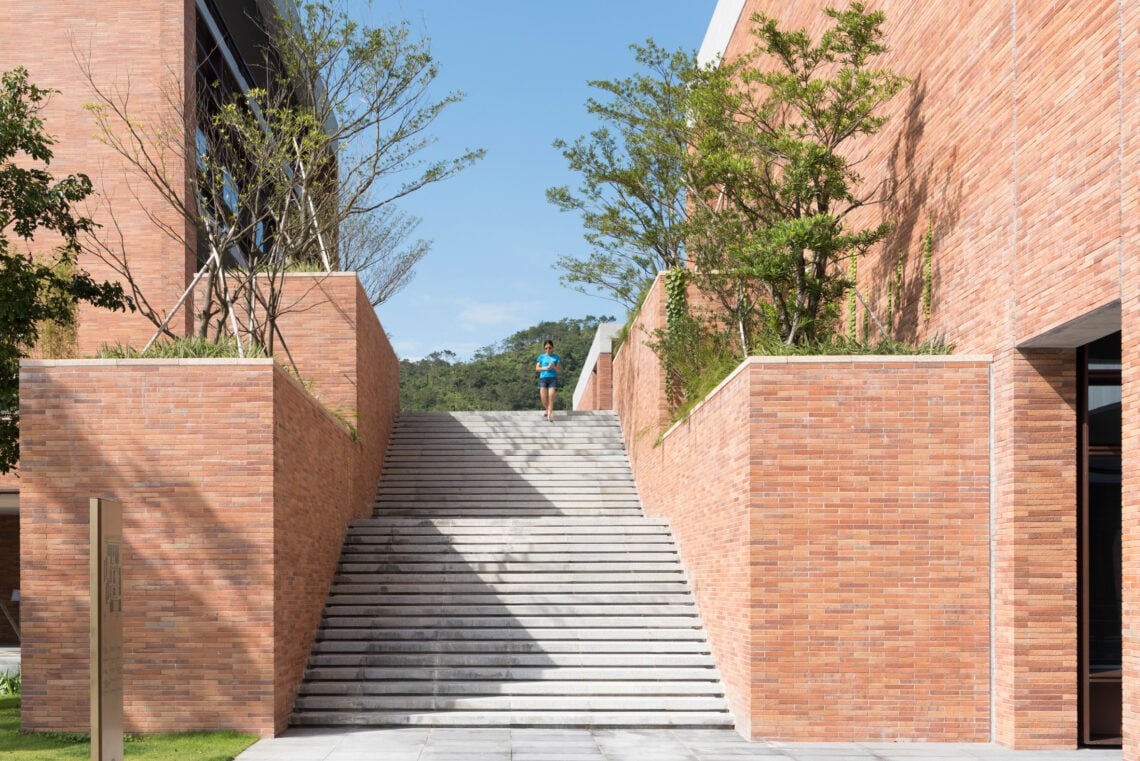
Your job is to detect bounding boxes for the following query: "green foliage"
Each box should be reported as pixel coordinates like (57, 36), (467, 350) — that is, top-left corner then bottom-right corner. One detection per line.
(922, 218), (934, 321)
(96, 337), (263, 360)
(400, 317), (614, 412)
(0, 671), (18, 696)
(647, 312), (739, 424)
(685, 2), (909, 348)
(653, 315), (952, 427)
(0, 696), (257, 759)
(0, 67), (131, 474)
(549, 41), (701, 309)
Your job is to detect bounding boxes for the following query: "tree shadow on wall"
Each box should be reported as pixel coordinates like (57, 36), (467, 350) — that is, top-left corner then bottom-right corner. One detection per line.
(867, 74), (964, 343)
(18, 370), (277, 734)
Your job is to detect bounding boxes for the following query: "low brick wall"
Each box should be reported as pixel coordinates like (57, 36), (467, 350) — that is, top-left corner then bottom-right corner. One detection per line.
(18, 276), (400, 736)
(614, 279), (993, 740)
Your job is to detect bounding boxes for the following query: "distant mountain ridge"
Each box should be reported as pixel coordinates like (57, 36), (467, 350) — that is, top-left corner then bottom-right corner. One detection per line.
(399, 316), (614, 412)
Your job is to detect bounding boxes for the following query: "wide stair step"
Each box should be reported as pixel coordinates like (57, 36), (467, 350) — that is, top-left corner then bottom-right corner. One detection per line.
(290, 410), (732, 729)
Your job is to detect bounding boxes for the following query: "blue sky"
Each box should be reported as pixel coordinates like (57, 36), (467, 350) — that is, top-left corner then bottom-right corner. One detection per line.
(365, 1), (719, 360)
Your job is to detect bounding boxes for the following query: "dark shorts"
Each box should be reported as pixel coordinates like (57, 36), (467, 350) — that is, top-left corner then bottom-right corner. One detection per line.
(538, 377), (558, 389)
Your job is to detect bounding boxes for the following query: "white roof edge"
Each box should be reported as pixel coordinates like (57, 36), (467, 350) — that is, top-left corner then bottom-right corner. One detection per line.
(698, 0), (748, 67)
(572, 322), (623, 410)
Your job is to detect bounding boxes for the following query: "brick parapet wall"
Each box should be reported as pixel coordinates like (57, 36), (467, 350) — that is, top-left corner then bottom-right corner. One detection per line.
(19, 361), (278, 733)
(639, 363), (755, 734)
(17, 273), (400, 736)
(271, 370), (363, 733)
(574, 353), (613, 411)
(352, 280), (399, 509)
(613, 284), (993, 739)
(18, 360), (371, 735)
(613, 275), (670, 471)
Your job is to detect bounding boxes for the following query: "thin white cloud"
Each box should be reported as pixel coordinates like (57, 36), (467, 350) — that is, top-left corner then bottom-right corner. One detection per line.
(456, 300), (541, 327)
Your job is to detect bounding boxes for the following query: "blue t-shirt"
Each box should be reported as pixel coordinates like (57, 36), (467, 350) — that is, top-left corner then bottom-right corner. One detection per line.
(537, 353), (560, 379)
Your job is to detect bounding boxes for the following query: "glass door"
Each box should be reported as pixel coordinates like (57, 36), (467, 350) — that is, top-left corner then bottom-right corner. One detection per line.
(1080, 332), (1121, 746)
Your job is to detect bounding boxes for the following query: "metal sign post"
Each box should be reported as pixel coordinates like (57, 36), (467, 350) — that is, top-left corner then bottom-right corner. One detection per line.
(90, 498), (123, 761)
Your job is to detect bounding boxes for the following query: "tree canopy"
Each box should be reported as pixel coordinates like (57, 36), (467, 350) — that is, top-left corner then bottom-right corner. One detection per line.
(554, 3), (907, 350)
(0, 67), (130, 473)
(553, 3), (912, 414)
(547, 41), (701, 310)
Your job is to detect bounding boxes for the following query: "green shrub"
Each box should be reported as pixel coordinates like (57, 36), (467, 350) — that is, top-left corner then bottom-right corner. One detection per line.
(96, 336), (265, 360)
(0, 670), (19, 696)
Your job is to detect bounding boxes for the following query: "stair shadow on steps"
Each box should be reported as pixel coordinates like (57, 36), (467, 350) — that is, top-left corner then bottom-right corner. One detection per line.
(292, 411), (730, 728)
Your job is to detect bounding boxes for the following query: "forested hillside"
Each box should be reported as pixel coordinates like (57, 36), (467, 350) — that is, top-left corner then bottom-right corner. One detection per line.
(399, 316), (614, 411)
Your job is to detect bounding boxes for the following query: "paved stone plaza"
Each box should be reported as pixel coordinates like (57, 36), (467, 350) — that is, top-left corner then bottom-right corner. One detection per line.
(235, 728), (1124, 761)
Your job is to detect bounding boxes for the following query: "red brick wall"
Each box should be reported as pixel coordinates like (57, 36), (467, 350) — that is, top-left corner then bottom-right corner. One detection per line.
(637, 365), (756, 734)
(352, 278), (399, 511)
(574, 352), (613, 411)
(613, 282), (991, 739)
(272, 273), (398, 515)
(17, 275), (399, 735)
(991, 349), (1078, 747)
(19, 362), (278, 734)
(745, 356), (991, 740)
(0, 0), (197, 354)
(613, 276), (670, 475)
(710, 0), (1135, 748)
(272, 370), (362, 732)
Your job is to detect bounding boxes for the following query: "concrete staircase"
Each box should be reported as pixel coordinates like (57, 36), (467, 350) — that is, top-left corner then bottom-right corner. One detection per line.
(291, 410), (733, 728)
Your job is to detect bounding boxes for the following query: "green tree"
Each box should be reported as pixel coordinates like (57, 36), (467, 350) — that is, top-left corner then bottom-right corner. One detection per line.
(0, 67), (130, 473)
(548, 42), (705, 310)
(686, 2), (909, 349)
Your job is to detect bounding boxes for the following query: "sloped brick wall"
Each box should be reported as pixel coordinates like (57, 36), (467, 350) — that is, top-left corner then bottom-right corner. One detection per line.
(614, 286), (992, 739)
(575, 354), (613, 411)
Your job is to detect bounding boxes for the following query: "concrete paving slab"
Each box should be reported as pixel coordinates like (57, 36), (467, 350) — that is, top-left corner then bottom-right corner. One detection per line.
(236, 728), (1125, 761)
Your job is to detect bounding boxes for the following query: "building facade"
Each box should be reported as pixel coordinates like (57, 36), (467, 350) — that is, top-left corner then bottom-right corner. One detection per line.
(673, 0), (1136, 749)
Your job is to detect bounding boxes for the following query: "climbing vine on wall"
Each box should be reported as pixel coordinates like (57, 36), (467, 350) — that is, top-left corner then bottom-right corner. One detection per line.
(846, 257), (858, 341)
(922, 218), (934, 322)
(664, 267), (688, 329)
(662, 267), (689, 407)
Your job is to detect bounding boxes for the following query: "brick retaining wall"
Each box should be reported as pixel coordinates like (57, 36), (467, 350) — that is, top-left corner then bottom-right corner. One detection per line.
(17, 275), (399, 736)
(614, 279), (992, 740)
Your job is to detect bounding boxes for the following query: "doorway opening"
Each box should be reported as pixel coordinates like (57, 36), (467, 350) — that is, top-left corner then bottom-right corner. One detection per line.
(1079, 331), (1121, 746)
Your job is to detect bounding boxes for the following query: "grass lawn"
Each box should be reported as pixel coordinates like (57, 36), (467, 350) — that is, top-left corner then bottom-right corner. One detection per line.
(0, 696), (258, 760)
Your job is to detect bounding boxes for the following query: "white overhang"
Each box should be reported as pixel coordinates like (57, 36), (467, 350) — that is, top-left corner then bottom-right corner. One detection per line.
(699, 0), (748, 67)
(572, 322), (623, 410)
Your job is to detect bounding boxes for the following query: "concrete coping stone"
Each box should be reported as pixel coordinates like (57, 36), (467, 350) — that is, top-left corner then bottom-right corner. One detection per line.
(22, 358), (276, 367)
(661, 353), (993, 443)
